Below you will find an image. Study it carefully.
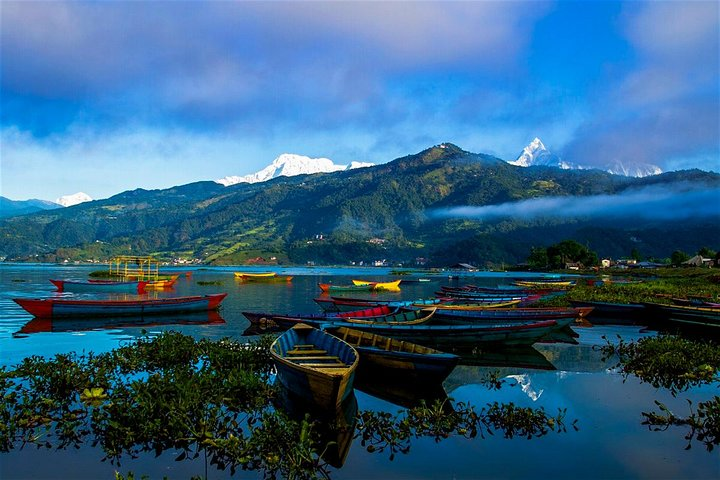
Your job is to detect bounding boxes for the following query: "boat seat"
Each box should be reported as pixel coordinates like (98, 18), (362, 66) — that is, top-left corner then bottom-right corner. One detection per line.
(287, 348), (327, 355)
(286, 355), (340, 361)
(298, 363), (348, 368)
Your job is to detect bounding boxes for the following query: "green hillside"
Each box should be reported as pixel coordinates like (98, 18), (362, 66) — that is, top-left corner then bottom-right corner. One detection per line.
(1, 144), (718, 266)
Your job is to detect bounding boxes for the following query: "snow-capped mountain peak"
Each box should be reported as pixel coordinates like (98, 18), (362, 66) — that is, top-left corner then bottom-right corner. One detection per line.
(216, 154), (373, 186)
(509, 137), (573, 169)
(507, 137), (661, 177)
(55, 192), (93, 207)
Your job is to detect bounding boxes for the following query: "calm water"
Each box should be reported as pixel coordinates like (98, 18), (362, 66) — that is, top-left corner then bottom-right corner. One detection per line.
(0, 264), (717, 479)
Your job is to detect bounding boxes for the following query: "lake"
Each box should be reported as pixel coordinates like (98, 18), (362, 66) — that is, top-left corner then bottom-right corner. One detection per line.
(0, 264), (717, 479)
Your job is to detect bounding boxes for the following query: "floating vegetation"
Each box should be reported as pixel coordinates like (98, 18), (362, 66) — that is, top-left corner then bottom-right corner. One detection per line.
(0, 332), (576, 478)
(601, 334), (720, 451)
(357, 400), (572, 460)
(601, 335), (720, 394)
(196, 280), (223, 286)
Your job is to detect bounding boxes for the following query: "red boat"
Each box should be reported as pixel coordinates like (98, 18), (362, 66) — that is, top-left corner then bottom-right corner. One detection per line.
(13, 293), (228, 318)
(50, 279), (148, 293)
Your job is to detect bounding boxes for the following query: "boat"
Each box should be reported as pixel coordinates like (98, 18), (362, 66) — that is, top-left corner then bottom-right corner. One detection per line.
(275, 318), (559, 349)
(642, 302), (720, 330)
(247, 307), (438, 330)
(427, 306), (592, 325)
(324, 325), (459, 383)
(315, 297), (443, 312)
(270, 323), (359, 410)
(234, 272), (293, 282)
(50, 279), (148, 294)
(569, 300), (646, 324)
(144, 274), (180, 290)
(13, 293), (228, 318)
(318, 283), (376, 293)
(513, 280), (575, 288)
(242, 305), (396, 327)
(351, 279), (402, 290)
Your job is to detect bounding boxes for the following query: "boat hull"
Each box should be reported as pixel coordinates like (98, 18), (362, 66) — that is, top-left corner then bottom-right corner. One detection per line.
(270, 324), (359, 410)
(13, 293), (228, 318)
(50, 279), (147, 293)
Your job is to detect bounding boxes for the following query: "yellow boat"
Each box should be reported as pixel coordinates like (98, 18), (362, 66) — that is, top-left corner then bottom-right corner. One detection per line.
(514, 280), (575, 288)
(235, 272), (293, 282)
(235, 272), (277, 278)
(351, 279), (402, 290)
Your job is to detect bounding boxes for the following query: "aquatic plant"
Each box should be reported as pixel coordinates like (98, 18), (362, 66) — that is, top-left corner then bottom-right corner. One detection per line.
(601, 335), (720, 450)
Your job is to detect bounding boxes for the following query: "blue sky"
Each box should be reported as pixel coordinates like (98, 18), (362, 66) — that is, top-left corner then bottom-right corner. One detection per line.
(1, 1), (718, 201)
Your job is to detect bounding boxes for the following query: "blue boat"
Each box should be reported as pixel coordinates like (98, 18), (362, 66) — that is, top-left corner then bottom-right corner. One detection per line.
(270, 323), (359, 410)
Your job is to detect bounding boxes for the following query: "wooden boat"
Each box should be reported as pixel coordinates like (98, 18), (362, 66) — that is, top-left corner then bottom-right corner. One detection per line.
(569, 300), (646, 324)
(13, 293), (228, 318)
(249, 307), (437, 330)
(234, 272), (293, 282)
(242, 305), (396, 326)
(144, 274), (180, 289)
(315, 297), (443, 312)
(642, 302), (720, 329)
(417, 300), (522, 310)
(50, 279), (148, 294)
(513, 280), (575, 288)
(318, 283), (376, 293)
(351, 279), (402, 290)
(428, 306), (592, 323)
(274, 318), (558, 349)
(324, 325), (459, 383)
(270, 323), (359, 410)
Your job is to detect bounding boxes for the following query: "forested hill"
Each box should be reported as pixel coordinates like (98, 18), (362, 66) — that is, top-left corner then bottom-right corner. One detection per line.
(1, 143), (718, 266)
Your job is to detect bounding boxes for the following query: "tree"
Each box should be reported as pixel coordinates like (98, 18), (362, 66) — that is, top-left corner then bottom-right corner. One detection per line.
(697, 247), (716, 259)
(527, 247), (549, 270)
(671, 250), (690, 266)
(630, 248), (642, 261)
(546, 240), (598, 269)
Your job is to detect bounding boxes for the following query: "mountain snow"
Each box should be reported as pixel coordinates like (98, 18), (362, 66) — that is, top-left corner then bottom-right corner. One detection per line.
(508, 138), (574, 169)
(216, 154), (374, 186)
(55, 192), (93, 207)
(508, 137), (662, 177)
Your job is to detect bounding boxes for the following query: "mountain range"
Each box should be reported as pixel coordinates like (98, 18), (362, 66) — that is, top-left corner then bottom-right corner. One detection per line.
(1, 142), (717, 266)
(216, 153), (373, 186)
(509, 138), (663, 177)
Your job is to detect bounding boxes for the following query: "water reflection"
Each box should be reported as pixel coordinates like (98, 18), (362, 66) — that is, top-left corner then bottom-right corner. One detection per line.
(354, 375), (450, 410)
(15, 311), (226, 335)
(274, 388), (358, 468)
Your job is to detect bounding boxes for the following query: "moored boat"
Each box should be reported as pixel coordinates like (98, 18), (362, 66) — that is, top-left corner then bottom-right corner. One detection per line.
(270, 323), (359, 410)
(642, 302), (720, 330)
(247, 307), (437, 330)
(13, 293), (228, 318)
(351, 279), (402, 290)
(235, 272), (293, 282)
(324, 325), (459, 383)
(50, 279), (148, 294)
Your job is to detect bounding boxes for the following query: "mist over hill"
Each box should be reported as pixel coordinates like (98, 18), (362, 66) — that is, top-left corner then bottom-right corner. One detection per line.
(1, 143), (718, 266)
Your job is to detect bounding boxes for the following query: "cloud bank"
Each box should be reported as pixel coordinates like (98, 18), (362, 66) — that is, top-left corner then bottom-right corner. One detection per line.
(431, 184), (720, 222)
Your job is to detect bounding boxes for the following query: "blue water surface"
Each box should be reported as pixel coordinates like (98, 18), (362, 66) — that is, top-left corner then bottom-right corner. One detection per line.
(0, 264), (717, 479)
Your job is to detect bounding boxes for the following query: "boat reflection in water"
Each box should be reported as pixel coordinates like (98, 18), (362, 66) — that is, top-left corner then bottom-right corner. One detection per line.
(274, 388), (358, 468)
(354, 374), (451, 411)
(16, 310), (226, 335)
